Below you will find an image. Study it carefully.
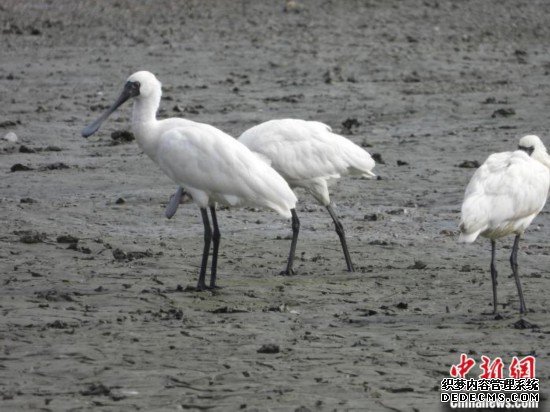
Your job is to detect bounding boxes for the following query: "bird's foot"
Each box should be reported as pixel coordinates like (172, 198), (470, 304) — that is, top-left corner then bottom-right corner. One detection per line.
(279, 268), (296, 276)
(519, 305), (528, 316)
(195, 281), (209, 292)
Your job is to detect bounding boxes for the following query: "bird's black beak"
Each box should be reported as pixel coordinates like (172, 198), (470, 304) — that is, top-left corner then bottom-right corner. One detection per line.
(518, 145), (534, 156)
(81, 81), (141, 138)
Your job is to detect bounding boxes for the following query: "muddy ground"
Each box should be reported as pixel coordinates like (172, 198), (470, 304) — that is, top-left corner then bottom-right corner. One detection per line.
(1, 0), (549, 410)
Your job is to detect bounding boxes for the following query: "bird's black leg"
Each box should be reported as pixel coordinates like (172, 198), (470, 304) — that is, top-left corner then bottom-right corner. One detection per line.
(281, 208), (300, 275)
(209, 205), (221, 289)
(197, 207), (212, 291)
(510, 234), (527, 315)
(490, 240), (499, 315)
(326, 203), (354, 272)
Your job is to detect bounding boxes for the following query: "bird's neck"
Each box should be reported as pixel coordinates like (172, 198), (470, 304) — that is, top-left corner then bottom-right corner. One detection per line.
(533, 149), (550, 169)
(131, 95), (161, 161)
(131, 93), (160, 125)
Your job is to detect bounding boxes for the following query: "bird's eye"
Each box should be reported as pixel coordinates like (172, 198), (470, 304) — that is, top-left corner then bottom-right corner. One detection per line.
(133, 81), (140, 88)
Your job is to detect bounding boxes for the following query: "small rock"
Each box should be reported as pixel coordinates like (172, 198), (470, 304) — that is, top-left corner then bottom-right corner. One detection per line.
(395, 302), (408, 309)
(372, 153), (385, 164)
(396, 160), (409, 166)
(369, 240), (389, 246)
(47, 320), (69, 329)
(42, 162), (69, 170)
(284, 0), (303, 13)
(112, 248), (127, 261)
(126, 250), (153, 260)
(2, 132), (18, 142)
(386, 208), (404, 215)
(408, 260), (427, 270)
(403, 71), (421, 82)
(20, 198), (37, 204)
(81, 383), (111, 396)
(111, 130), (135, 144)
(11, 163), (33, 172)
(112, 248), (153, 261)
(513, 319), (539, 329)
(364, 213), (380, 221)
(360, 309), (378, 316)
(323, 66), (344, 84)
(482, 97), (496, 104)
(18, 230), (46, 244)
(342, 118), (360, 131)
(115, 197), (125, 204)
(66, 243), (79, 251)
(57, 235), (79, 244)
(439, 229), (455, 236)
(0, 120), (20, 128)
(491, 108), (515, 118)
(211, 306), (248, 314)
(35, 290), (74, 302)
(257, 344), (280, 354)
(458, 160), (480, 168)
(19, 145), (35, 153)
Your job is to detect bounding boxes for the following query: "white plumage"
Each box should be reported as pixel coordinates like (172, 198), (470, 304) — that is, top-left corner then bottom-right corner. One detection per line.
(239, 119), (375, 205)
(238, 118), (376, 272)
(459, 134), (550, 314)
(82, 71), (297, 289)
(156, 123), (296, 218)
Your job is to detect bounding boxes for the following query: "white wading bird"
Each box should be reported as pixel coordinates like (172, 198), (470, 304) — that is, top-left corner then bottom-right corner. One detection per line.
(167, 119), (375, 272)
(459, 135), (550, 314)
(82, 71), (298, 290)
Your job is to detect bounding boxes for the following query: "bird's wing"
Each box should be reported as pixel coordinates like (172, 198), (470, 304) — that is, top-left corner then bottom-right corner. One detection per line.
(239, 119), (375, 182)
(461, 151), (550, 234)
(156, 124), (296, 216)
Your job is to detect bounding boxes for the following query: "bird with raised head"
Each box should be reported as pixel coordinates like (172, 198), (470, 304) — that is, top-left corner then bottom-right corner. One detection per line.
(82, 71), (298, 290)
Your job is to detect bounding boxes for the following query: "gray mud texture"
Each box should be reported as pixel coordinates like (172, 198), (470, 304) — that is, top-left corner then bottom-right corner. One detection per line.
(1, 1), (549, 411)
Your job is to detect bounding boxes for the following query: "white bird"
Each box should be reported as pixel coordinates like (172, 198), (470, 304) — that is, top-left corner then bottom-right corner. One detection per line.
(238, 119), (376, 272)
(168, 119), (376, 272)
(82, 71), (298, 290)
(459, 135), (550, 314)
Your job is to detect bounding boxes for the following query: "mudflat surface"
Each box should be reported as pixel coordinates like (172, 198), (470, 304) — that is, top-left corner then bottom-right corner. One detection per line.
(1, 1), (549, 410)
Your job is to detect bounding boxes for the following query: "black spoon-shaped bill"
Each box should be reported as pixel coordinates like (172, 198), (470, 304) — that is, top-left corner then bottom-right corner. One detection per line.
(81, 81), (140, 138)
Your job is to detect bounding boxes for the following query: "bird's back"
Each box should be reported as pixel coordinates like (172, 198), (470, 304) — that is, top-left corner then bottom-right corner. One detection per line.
(238, 119), (375, 184)
(459, 150), (550, 242)
(155, 123), (297, 218)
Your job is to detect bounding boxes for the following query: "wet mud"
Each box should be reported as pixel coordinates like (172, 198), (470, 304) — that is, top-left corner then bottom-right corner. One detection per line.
(1, 1), (549, 410)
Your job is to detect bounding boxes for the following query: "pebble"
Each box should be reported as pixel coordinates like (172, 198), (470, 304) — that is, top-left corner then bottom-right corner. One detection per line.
(2, 132), (18, 143)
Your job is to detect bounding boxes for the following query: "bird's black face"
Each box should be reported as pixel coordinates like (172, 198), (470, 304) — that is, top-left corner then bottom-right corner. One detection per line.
(518, 145), (534, 156)
(81, 80), (141, 138)
(124, 80), (141, 98)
